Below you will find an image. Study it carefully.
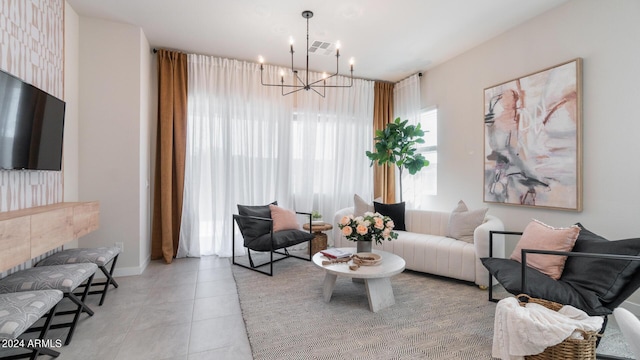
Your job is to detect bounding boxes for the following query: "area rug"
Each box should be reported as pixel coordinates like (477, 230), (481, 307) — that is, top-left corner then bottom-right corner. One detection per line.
(232, 257), (632, 359)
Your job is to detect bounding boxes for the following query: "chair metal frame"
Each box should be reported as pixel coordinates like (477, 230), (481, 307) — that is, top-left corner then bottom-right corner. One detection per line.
(486, 230), (640, 360)
(232, 212), (313, 276)
(72, 254), (119, 306)
(25, 273), (95, 346)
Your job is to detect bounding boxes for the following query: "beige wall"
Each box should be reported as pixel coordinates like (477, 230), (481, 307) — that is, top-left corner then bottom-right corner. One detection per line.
(138, 30), (154, 269)
(77, 17), (153, 275)
(420, 0), (640, 309)
(63, 2), (79, 203)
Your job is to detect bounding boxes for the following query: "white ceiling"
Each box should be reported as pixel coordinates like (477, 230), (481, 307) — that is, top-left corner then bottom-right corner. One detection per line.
(66, 0), (569, 82)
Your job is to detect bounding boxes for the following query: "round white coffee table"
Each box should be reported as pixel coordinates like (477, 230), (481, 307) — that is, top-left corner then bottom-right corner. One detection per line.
(312, 247), (405, 312)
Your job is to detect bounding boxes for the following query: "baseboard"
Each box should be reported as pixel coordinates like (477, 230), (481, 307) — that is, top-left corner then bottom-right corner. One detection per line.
(89, 256), (150, 279)
(113, 256), (150, 277)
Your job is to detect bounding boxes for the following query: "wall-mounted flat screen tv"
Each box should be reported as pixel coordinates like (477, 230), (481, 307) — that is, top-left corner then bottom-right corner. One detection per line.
(0, 68), (65, 171)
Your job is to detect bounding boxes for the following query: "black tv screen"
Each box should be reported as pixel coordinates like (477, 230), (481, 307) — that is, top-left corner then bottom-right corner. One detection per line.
(0, 68), (65, 171)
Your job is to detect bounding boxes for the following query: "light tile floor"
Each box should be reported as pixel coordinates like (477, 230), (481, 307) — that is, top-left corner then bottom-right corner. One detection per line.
(6, 255), (633, 359)
(53, 256), (253, 360)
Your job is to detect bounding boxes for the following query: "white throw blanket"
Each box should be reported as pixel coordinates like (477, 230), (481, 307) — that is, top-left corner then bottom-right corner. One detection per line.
(492, 297), (603, 360)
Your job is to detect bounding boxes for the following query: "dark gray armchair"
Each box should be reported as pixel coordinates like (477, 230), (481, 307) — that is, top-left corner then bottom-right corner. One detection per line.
(232, 202), (314, 276)
(482, 224), (640, 359)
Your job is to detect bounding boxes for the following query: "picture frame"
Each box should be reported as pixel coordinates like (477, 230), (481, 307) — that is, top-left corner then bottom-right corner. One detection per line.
(483, 58), (582, 211)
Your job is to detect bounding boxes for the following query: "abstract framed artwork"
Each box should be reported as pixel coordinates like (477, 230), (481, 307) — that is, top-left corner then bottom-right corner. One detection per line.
(483, 58), (582, 211)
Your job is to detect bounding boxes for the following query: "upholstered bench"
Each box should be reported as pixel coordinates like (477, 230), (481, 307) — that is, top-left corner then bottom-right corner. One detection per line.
(0, 290), (63, 359)
(0, 264), (97, 345)
(37, 247), (120, 305)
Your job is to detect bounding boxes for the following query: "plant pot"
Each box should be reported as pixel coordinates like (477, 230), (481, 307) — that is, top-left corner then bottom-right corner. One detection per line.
(357, 240), (372, 253)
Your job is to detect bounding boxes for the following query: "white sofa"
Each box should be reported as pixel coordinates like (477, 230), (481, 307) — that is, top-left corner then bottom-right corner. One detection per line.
(332, 207), (504, 287)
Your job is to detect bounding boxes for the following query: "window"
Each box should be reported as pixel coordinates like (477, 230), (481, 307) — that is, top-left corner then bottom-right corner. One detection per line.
(402, 107), (438, 208)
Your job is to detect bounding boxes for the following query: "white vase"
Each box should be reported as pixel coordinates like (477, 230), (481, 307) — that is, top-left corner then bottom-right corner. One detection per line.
(357, 240), (372, 253)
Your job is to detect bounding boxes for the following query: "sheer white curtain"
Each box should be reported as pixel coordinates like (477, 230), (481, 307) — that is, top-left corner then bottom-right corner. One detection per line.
(179, 55), (294, 257)
(179, 54), (374, 257)
(393, 74), (424, 208)
(292, 74), (375, 233)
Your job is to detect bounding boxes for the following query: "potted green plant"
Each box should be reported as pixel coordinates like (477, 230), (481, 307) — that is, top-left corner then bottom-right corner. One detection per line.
(311, 211), (323, 223)
(365, 117), (429, 202)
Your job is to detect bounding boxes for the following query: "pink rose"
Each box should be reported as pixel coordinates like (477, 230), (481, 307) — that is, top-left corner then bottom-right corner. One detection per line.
(356, 224), (368, 235)
(386, 220), (395, 229)
(374, 217), (384, 229)
(342, 226), (353, 236)
(340, 216), (351, 226)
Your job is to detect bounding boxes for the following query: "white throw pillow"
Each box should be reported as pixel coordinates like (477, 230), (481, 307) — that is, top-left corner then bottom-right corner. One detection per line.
(353, 194), (382, 217)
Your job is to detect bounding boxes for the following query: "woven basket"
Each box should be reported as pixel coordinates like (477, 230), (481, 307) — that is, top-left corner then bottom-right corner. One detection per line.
(516, 294), (599, 360)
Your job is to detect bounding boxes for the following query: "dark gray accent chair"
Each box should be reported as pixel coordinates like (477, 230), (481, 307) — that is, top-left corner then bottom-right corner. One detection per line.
(482, 224), (640, 360)
(232, 202), (314, 276)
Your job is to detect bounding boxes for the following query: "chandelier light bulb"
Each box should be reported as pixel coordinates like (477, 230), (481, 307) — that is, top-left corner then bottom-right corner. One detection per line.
(258, 56), (264, 64)
(289, 36), (294, 45)
(322, 72), (328, 79)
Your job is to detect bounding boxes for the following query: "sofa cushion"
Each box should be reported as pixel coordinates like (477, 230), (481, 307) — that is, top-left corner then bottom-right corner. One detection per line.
(510, 220), (580, 280)
(448, 200), (488, 244)
(481, 257), (610, 316)
(561, 224), (640, 303)
(374, 201), (405, 231)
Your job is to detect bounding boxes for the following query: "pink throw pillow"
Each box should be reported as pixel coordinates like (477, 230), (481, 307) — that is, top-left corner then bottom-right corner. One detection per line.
(510, 219), (580, 280)
(269, 205), (300, 232)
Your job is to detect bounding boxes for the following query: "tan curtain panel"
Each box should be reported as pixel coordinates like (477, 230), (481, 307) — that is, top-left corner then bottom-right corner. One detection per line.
(151, 49), (188, 264)
(373, 81), (395, 203)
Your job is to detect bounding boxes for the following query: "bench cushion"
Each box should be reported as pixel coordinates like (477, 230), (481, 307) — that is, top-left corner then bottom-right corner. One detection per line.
(0, 290), (63, 340)
(0, 264), (97, 294)
(36, 247), (120, 267)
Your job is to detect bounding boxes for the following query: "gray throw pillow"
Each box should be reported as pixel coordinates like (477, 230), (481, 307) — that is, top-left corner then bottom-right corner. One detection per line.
(448, 200), (488, 243)
(236, 201), (277, 242)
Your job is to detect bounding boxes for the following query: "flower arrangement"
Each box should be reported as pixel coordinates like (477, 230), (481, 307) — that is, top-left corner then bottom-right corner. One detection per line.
(338, 212), (398, 244)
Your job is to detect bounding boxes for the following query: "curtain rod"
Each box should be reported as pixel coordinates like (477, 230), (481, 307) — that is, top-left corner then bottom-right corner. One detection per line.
(151, 47), (420, 83)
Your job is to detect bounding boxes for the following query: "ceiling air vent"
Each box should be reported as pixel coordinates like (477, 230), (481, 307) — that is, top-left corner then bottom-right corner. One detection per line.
(308, 41), (336, 56)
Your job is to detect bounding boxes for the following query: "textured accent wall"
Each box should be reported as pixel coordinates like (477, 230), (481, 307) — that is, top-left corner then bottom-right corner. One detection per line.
(0, 0), (64, 276)
(0, 0), (64, 213)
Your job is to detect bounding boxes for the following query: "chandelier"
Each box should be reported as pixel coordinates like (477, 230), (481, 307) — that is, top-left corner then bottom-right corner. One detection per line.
(258, 10), (354, 97)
